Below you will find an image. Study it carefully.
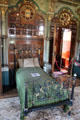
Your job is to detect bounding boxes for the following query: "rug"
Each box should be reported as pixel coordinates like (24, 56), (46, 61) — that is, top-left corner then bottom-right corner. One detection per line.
(0, 87), (80, 120)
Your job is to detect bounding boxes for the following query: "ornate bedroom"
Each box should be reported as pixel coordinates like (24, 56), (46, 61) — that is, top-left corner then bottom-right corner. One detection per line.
(0, 0), (80, 120)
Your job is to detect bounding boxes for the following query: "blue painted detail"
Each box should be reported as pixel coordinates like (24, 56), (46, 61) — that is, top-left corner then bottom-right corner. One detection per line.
(72, 64), (80, 77)
(2, 67), (9, 86)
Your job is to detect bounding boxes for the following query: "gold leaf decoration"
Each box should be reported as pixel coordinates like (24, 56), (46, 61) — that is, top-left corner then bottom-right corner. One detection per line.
(20, 1), (36, 24)
(59, 9), (72, 26)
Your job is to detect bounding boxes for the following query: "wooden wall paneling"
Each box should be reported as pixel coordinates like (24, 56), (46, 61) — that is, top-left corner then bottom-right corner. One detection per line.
(8, 44), (15, 69)
(49, 22), (54, 65)
(8, 38), (44, 68)
(49, 39), (53, 64)
(0, 12), (2, 95)
(0, 60), (2, 95)
(56, 27), (62, 56)
(70, 24), (77, 59)
(68, 22), (77, 74)
(8, 3), (45, 69)
(52, 24), (57, 72)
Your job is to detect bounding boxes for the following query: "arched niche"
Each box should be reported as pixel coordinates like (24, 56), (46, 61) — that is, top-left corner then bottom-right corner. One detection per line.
(49, 8), (78, 74)
(8, 0), (45, 89)
(8, 0), (45, 38)
(8, 0), (45, 69)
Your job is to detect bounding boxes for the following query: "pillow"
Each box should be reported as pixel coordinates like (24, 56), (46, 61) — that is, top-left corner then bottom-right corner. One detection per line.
(18, 59), (24, 68)
(33, 57), (40, 67)
(24, 58), (34, 67)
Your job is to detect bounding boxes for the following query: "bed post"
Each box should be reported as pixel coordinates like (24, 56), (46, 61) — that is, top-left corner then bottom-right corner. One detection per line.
(68, 73), (77, 116)
(24, 82), (28, 119)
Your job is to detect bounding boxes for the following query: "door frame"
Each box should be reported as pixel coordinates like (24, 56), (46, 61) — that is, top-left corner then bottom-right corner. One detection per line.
(52, 22), (77, 74)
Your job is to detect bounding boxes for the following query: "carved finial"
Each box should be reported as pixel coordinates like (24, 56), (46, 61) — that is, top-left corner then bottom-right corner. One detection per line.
(0, 7), (8, 15)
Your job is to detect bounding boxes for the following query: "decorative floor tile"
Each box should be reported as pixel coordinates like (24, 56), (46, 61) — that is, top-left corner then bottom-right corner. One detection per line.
(0, 87), (80, 120)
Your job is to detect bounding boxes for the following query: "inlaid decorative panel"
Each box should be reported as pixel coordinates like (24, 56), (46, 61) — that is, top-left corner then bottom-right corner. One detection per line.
(8, 0), (44, 69)
(8, 0), (44, 37)
(20, 1), (36, 24)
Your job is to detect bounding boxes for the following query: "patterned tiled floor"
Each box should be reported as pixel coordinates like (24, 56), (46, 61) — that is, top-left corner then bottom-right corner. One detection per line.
(0, 87), (80, 120)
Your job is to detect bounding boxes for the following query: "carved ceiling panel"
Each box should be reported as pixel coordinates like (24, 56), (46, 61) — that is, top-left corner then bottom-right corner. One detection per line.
(55, 8), (73, 27)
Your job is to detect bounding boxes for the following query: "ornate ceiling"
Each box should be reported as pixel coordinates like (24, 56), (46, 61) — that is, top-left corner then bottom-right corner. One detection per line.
(7, 0), (80, 16)
(59, 0), (80, 5)
(0, 0), (80, 20)
(8, 0), (49, 6)
(0, 0), (80, 7)
(65, 0), (80, 2)
(8, 0), (50, 14)
(8, 0), (80, 6)
(8, 0), (18, 6)
(59, 0), (80, 3)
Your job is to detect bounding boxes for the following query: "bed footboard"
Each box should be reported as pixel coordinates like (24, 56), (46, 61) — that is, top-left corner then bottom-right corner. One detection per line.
(23, 74), (77, 120)
(68, 73), (77, 116)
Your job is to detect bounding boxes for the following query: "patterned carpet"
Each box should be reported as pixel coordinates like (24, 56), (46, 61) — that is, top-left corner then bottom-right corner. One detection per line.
(0, 87), (80, 120)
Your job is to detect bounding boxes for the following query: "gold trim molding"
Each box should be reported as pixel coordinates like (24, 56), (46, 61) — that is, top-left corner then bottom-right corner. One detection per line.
(0, 7), (8, 15)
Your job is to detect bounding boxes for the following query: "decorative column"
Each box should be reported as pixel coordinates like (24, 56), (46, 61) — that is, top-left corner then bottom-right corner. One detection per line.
(1, 7), (8, 66)
(43, 16), (51, 64)
(52, 23), (57, 72)
(0, 5), (8, 94)
(74, 22), (80, 57)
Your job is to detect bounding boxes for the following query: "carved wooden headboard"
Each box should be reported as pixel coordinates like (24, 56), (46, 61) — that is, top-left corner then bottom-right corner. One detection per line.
(15, 45), (41, 59)
(8, 39), (44, 69)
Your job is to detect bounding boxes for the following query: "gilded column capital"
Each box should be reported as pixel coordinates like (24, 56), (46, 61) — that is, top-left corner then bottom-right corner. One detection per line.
(48, 15), (54, 22)
(44, 14), (53, 23)
(0, 7), (8, 15)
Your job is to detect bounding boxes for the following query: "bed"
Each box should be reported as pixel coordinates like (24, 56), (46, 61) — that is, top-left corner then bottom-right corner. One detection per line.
(16, 47), (76, 120)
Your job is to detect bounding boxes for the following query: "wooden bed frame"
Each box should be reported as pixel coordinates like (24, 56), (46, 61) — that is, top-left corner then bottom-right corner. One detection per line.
(23, 74), (76, 118)
(14, 45), (43, 68)
(9, 41), (76, 120)
(8, 38), (44, 69)
(16, 68), (76, 120)
(14, 43), (77, 120)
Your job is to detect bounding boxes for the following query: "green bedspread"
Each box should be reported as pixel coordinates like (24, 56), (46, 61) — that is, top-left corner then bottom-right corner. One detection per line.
(16, 67), (69, 115)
